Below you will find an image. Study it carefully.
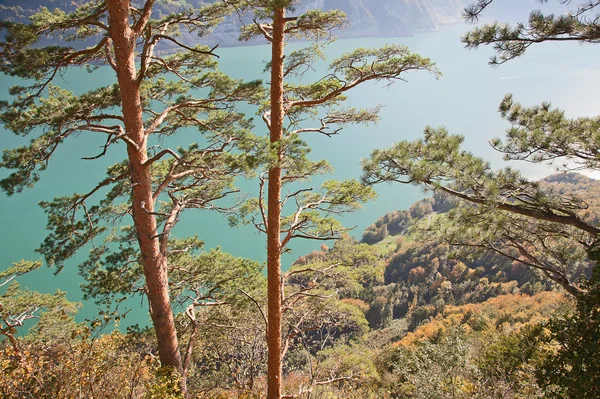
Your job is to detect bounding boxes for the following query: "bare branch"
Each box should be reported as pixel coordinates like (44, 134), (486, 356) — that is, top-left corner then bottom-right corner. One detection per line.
(133, 0), (156, 37)
(432, 183), (600, 237)
(182, 305), (199, 377)
(254, 20), (273, 42)
(142, 148), (181, 167)
(152, 35), (219, 58)
(239, 289), (268, 331)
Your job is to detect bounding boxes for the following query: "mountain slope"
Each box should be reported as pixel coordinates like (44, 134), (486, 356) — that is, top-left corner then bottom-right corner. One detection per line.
(0, 0), (575, 44)
(0, 0), (465, 47)
(294, 173), (598, 333)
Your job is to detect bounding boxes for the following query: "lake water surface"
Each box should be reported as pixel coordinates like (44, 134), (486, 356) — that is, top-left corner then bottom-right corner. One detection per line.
(1, 23), (599, 326)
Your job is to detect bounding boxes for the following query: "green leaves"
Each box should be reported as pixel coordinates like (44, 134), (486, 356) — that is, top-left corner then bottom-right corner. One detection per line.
(462, 1), (600, 65)
(538, 266), (600, 398)
(80, 244), (143, 304)
(362, 125), (598, 296)
(0, 1), (109, 81)
(362, 127), (587, 219)
(290, 235), (384, 299)
(0, 261), (80, 344)
(285, 9), (346, 41)
(169, 246), (265, 310)
(281, 44), (439, 127)
(38, 194), (107, 271)
(278, 179), (375, 246)
(495, 94), (600, 170)
(0, 0), (266, 289)
(362, 127), (480, 186)
(386, 328), (473, 398)
(0, 260), (42, 287)
(240, 7), (345, 42)
(314, 179), (377, 213)
(330, 44), (441, 83)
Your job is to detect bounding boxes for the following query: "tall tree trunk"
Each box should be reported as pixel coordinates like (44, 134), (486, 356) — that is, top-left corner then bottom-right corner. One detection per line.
(267, 7), (286, 399)
(106, 0), (183, 376)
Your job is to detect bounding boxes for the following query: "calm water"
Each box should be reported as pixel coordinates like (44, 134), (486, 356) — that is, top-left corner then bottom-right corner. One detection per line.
(2, 23), (600, 326)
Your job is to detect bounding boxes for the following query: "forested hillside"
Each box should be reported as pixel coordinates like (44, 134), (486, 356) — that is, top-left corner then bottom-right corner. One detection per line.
(362, 173), (600, 326)
(299, 172), (595, 334)
(1, 173), (593, 398)
(2, 0), (600, 398)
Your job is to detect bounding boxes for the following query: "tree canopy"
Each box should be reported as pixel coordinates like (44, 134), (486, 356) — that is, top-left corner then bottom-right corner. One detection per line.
(0, 0), (262, 385)
(232, 2), (439, 397)
(362, 0), (600, 298)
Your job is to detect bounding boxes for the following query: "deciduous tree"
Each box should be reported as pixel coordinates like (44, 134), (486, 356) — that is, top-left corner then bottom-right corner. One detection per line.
(0, 260), (79, 365)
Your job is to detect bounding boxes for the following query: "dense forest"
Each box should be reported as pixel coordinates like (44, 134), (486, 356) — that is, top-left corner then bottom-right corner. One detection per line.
(1, 0), (600, 398)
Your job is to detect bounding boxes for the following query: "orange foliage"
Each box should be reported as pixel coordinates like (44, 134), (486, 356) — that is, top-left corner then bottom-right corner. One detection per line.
(397, 291), (570, 347)
(341, 298), (370, 312)
(0, 332), (156, 399)
(408, 267), (426, 284)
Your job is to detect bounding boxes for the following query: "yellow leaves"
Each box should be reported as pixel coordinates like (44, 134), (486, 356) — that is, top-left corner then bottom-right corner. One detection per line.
(454, 376), (478, 396)
(397, 291), (568, 347)
(0, 331), (167, 399)
(341, 298), (370, 312)
(144, 366), (182, 399)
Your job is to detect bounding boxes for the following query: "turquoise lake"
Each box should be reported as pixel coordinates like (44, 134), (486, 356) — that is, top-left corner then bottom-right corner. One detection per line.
(2, 23), (600, 327)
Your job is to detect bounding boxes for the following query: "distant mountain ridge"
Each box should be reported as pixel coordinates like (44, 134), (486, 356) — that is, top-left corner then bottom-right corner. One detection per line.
(1, 0), (575, 47)
(285, 0), (466, 38)
(0, 0), (467, 47)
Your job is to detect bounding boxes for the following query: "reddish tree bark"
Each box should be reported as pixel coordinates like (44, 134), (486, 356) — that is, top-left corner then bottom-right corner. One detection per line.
(266, 7), (286, 399)
(106, 0), (182, 375)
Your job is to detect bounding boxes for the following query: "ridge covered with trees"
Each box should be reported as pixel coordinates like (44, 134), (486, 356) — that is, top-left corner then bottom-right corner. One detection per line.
(1, 0), (600, 398)
(1, 172), (594, 397)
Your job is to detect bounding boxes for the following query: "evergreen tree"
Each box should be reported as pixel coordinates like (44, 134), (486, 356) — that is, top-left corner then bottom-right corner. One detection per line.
(0, 0), (261, 388)
(233, 1), (440, 397)
(464, 0), (600, 65)
(362, 0), (600, 298)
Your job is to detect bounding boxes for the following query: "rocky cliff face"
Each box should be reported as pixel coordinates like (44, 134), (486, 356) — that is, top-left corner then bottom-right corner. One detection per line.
(0, 0), (466, 48)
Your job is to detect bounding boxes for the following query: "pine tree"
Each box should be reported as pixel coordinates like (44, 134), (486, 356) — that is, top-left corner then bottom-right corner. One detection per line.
(362, 127), (596, 296)
(0, 0), (261, 387)
(234, 1), (440, 397)
(362, 0), (600, 296)
(463, 0), (600, 65)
